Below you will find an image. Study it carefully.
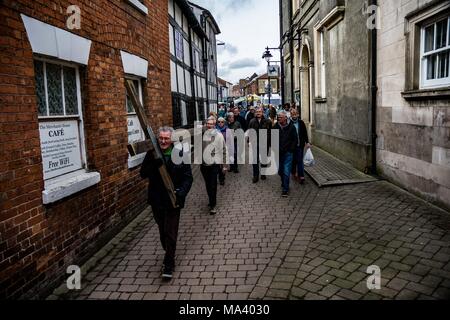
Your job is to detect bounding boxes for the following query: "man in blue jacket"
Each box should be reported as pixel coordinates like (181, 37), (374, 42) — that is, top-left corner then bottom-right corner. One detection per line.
(140, 127), (193, 280)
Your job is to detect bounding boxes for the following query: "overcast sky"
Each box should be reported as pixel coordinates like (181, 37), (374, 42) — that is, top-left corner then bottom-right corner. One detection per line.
(191, 0), (280, 85)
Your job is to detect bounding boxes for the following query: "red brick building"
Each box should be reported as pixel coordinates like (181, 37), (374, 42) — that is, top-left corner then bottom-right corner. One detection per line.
(0, 0), (171, 299)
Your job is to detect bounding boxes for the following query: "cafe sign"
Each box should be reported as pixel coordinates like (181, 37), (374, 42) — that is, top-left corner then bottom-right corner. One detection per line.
(39, 120), (83, 180)
(127, 115), (144, 144)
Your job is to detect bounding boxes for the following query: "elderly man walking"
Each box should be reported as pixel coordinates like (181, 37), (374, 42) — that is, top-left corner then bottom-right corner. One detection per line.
(273, 112), (297, 197)
(248, 107), (272, 183)
(140, 127), (193, 280)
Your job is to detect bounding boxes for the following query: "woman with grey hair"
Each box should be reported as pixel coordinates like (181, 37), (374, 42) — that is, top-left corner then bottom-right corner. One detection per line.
(216, 117), (228, 185)
(201, 116), (228, 215)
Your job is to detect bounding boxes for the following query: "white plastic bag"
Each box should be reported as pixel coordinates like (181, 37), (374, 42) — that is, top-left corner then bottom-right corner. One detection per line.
(303, 148), (315, 167)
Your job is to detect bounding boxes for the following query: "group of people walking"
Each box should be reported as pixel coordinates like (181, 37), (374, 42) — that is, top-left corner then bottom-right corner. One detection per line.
(140, 103), (311, 280)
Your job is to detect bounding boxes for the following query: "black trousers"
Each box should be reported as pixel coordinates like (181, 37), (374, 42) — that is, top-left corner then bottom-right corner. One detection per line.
(230, 141), (238, 172)
(200, 164), (219, 207)
(218, 165), (225, 183)
(151, 206), (181, 270)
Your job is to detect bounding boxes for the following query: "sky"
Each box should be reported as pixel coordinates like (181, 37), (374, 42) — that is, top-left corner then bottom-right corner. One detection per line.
(190, 0), (281, 85)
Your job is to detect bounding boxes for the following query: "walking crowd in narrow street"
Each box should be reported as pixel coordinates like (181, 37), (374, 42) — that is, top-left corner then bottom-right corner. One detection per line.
(141, 103), (313, 280)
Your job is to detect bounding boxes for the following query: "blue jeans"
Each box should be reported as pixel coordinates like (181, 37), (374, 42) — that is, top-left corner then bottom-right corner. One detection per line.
(278, 152), (293, 193)
(292, 146), (305, 178)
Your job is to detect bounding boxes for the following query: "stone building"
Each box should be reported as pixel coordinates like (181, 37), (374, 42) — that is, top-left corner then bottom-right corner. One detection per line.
(376, 0), (450, 208)
(0, 0), (171, 298)
(281, 0), (450, 208)
(281, 0), (373, 171)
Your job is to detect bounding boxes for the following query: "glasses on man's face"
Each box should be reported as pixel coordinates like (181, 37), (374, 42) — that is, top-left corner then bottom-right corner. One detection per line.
(219, 121), (225, 123)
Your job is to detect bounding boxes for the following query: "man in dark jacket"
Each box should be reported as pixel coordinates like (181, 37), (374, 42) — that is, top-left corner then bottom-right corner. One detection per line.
(273, 111), (297, 197)
(290, 109), (311, 184)
(140, 127), (193, 280)
(248, 107), (272, 183)
(233, 107), (247, 131)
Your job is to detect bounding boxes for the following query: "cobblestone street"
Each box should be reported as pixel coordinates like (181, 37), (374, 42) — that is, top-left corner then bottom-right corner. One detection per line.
(50, 161), (450, 300)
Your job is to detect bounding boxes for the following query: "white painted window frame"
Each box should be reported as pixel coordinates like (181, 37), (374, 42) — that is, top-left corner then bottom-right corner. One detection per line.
(125, 76), (147, 169)
(420, 16), (450, 89)
(175, 29), (184, 61)
(36, 57), (87, 178)
(313, 6), (344, 99)
(127, 0), (148, 15)
(35, 58), (100, 205)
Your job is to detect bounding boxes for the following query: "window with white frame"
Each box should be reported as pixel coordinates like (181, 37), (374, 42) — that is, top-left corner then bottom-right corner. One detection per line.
(313, 30), (326, 99)
(34, 59), (86, 181)
(169, 24), (175, 56)
(421, 15), (450, 88)
(320, 31), (326, 98)
(125, 77), (145, 146)
(175, 30), (184, 61)
(292, 0), (300, 16)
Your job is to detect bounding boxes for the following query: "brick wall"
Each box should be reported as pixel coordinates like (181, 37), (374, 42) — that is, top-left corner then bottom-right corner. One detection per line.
(0, 0), (171, 299)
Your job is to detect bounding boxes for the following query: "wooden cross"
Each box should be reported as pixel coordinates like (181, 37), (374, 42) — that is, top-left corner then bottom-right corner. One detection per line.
(125, 79), (178, 209)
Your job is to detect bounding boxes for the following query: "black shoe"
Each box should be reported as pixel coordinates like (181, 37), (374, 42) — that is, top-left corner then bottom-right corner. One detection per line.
(162, 266), (173, 280)
(210, 206), (217, 215)
(219, 180), (225, 186)
(300, 178), (305, 185)
(252, 177), (259, 183)
(261, 175), (266, 181)
(282, 191), (288, 198)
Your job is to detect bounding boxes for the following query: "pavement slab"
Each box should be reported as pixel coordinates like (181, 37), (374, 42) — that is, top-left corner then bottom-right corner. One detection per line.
(49, 157), (450, 300)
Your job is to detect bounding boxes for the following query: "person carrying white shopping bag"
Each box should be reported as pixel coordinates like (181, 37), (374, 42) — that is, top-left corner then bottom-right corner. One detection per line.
(303, 148), (315, 167)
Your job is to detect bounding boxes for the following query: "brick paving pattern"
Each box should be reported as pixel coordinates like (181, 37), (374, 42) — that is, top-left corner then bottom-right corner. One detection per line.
(305, 147), (378, 187)
(49, 161), (450, 300)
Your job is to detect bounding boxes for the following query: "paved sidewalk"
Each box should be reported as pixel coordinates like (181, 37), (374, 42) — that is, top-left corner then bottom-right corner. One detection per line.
(305, 147), (378, 187)
(49, 162), (450, 300)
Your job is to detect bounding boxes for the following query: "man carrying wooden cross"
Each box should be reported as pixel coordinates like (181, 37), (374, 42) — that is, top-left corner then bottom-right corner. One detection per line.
(125, 79), (192, 280)
(140, 127), (193, 280)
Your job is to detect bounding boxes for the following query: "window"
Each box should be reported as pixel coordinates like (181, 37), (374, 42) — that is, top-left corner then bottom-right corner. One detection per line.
(127, 0), (148, 15)
(169, 24), (175, 55)
(125, 78), (145, 145)
(34, 59), (85, 181)
(421, 15), (450, 88)
(193, 49), (197, 70)
(175, 30), (184, 61)
(292, 0), (300, 16)
(320, 32), (326, 98)
(404, 2), (450, 95)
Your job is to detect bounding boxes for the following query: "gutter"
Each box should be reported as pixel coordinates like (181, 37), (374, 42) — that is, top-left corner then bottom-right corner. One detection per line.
(370, 0), (378, 175)
(279, 0), (285, 106)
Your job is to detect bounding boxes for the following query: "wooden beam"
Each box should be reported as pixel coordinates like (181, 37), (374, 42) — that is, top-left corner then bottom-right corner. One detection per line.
(125, 79), (178, 209)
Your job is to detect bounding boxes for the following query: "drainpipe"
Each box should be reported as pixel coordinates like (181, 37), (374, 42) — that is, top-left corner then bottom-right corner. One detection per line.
(370, 0), (378, 175)
(279, 0), (285, 106)
(288, 0), (294, 103)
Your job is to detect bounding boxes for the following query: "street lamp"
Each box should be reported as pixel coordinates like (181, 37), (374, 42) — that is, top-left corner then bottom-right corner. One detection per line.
(262, 47), (273, 105)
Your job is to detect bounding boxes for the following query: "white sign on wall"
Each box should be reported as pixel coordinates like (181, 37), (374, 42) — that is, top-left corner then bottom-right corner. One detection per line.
(127, 115), (144, 144)
(39, 120), (82, 180)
